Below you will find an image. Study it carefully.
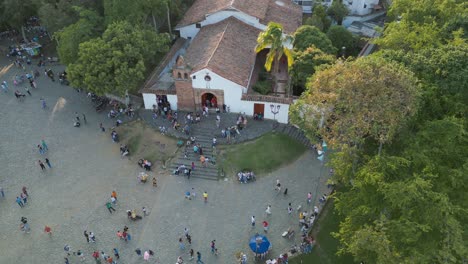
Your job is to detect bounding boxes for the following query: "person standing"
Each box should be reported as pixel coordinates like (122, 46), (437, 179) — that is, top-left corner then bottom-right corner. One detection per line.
(16, 196), (24, 207)
(265, 205), (271, 215)
(203, 191), (208, 203)
(152, 177), (157, 187)
(84, 230), (89, 243)
(106, 201), (116, 214)
(38, 145), (44, 155)
(44, 225), (52, 236)
(262, 220), (269, 232)
(186, 234), (192, 245)
(75, 112), (80, 122)
(111, 190), (117, 201)
(288, 203), (293, 215)
(89, 231), (96, 242)
(20, 192), (27, 204)
(25, 87), (31, 96)
(45, 158), (52, 168)
(99, 123), (105, 132)
(82, 113), (87, 124)
(0, 186), (4, 198)
(22, 186), (28, 197)
(251, 216), (256, 227)
(41, 139), (48, 151)
(189, 249), (194, 260)
(38, 160), (46, 170)
(307, 192), (312, 205)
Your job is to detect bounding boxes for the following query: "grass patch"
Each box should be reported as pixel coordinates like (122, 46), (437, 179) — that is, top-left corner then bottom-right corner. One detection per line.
(219, 132), (307, 176)
(115, 121), (178, 166)
(290, 200), (355, 264)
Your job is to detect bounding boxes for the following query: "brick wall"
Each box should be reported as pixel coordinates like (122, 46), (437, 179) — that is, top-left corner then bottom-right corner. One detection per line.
(175, 80), (196, 111)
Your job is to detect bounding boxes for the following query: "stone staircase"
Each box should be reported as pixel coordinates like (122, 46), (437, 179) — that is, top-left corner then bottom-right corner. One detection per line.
(139, 109), (276, 180)
(275, 123), (315, 149)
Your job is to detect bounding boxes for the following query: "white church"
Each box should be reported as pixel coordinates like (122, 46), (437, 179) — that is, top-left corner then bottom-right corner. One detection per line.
(140, 0), (303, 124)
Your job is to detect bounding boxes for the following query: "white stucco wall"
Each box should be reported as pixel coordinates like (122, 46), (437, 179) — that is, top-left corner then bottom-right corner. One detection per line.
(142, 93), (157, 109)
(237, 101), (290, 124)
(167, 94), (178, 110)
(191, 69), (245, 110)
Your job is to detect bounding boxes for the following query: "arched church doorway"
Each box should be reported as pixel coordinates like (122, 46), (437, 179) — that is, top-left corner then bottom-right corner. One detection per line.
(201, 93), (218, 108)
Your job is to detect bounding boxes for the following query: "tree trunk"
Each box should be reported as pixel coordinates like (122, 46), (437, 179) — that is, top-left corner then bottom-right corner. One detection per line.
(151, 12), (158, 33)
(166, 2), (172, 39)
(21, 26), (28, 43)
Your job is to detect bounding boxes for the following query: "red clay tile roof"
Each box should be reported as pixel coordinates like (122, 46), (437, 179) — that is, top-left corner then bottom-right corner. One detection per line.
(177, 0), (302, 33)
(184, 17), (261, 87)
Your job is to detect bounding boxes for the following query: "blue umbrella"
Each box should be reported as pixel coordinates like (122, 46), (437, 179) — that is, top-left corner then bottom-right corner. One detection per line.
(249, 234), (271, 254)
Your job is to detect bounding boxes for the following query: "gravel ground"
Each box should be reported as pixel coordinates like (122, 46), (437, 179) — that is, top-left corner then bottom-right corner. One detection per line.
(0, 57), (330, 264)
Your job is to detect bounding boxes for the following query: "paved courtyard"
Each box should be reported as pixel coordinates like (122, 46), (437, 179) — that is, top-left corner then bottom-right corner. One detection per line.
(0, 57), (330, 263)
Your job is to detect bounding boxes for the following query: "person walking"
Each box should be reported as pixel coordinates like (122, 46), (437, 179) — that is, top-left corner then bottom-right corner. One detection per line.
(111, 190), (117, 201)
(41, 139), (48, 151)
(186, 234), (192, 244)
(38, 160), (46, 170)
(189, 249), (194, 260)
(307, 192), (312, 205)
(275, 179), (281, 192)
(142, 206), (148, 216)
(45, 158), (52, 168)
(106, 201), (116, 214)
(84, 230), (89, 243)
(16, 196), (24, 207)
(251, 216), (256, 227)
(82, 113), (87, 124)
(265, 205), (271, 215)
(211, 240), (216, 254)
(40, 97), (47, 109)
(203, 191), (208, 203)
(179, 237), (185, 250)
(197, 251), (204, 264)
(75, 112), (80, 122)
(100, 123), (105, 132)
(25, 87), (31, 96)
(0, 186), (4, 198)
(152, 177), (157, 187)
(288, 203), (293, 215)
(113, 248), (120, 259)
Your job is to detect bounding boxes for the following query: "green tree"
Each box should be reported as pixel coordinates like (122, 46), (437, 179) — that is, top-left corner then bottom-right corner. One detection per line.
(290, 56), (419, 153)
(304, 4), (332, 32)
(331, 117), (468, 263)
(68, 21), (170, 96)
(1, 0), (38, 41)
(293, 25), (336, 54)
(255, 22), (294, 73)
(326, 25), (358, 56)
(326, 0), (349, 25)
(290, 46), (335, 95)
(54, 7), (104, 65)
(38, 0), (79, 35)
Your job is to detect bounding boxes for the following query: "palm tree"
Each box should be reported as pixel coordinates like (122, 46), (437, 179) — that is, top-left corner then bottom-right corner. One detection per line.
(255, 22), (294, 74)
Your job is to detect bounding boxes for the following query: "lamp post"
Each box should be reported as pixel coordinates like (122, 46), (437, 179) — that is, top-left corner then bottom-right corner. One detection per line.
(270, 104), (280, 120)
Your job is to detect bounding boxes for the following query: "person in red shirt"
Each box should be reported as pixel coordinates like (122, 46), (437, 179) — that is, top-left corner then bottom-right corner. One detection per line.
(262, 220), (269, 232)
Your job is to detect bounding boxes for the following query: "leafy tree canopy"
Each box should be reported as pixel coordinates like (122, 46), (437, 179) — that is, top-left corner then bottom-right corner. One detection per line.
(0, 0), (37, 29)
(326, 0), (349, 25)
(290, 56), (419, 149)
(68, 21), (170, 96)
(290, 46), (335, 95)
(326, 25), (358, 56)
(293, 25), (336, 54)
(54, 7), (104, 65)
